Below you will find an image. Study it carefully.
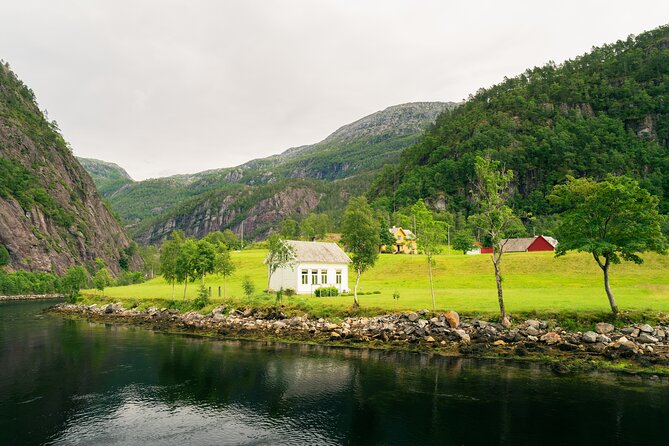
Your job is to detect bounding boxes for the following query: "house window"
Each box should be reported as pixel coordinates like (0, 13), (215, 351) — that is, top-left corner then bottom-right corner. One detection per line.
(311, 270), (318, 285)
(321, 269), (328, 284)
(335, 270), (342, 285)
(301, 269), (308, 285)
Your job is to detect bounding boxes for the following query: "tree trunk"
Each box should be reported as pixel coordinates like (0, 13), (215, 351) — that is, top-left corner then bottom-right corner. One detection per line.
(267, 265), (271, 290)
(492, 249), (510, 327)
(594, 254), (618, 317)
(353, 266), (362, 308)
(202, 272), (205, 286)
(428, 255), (435, 313)
(171, 279), (175, 300)
(183, 280), (188, 299)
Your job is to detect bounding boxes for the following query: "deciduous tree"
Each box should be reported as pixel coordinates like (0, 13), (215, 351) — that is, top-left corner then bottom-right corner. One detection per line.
(411, 199), (445, 312)
(549, 175), (667, 317)
(265, 234), (296, 289)
(471, 156), (516, 327)
(341, 196), (380, 307)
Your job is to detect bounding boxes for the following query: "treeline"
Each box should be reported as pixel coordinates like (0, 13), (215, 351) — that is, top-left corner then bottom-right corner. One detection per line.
(371, 25), (669, 226)
(278, 213), (333, 240)
(0, 265), (143, 297)
(159, 230), (240, 308)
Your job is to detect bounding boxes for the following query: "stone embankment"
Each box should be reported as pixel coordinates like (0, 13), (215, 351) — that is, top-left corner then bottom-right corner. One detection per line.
(1, 294), (65, 301)
(50, 303), (669, 366)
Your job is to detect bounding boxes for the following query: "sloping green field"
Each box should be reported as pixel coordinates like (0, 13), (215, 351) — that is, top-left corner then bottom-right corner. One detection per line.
(90, 250), (669, 316)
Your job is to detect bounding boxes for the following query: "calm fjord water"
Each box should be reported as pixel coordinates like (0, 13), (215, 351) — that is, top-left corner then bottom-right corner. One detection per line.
(1, 300), (668, 445)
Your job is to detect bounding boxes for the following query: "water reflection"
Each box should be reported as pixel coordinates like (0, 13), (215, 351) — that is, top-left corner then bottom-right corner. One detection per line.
(1, 300), (668, 445)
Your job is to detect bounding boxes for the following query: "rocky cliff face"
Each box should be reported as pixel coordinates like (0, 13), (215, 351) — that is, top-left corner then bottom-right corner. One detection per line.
(0, 63), (140, 274)
(135, 186), (321, 244)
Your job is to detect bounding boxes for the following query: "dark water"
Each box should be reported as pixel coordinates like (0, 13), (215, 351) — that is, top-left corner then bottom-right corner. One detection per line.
(1, 301), (668, 445)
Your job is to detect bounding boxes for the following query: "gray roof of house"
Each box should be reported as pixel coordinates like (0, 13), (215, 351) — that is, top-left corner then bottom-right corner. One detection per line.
(284, 240), (351, 264)
(500, 237), (536, 252)
(500, 235), (558, 252)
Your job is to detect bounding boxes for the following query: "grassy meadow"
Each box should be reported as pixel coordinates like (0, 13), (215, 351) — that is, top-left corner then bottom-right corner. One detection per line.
(85, 249), (669, 319)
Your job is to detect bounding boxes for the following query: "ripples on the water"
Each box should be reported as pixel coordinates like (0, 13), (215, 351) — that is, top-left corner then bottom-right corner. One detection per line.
(2, 300), (669, 446)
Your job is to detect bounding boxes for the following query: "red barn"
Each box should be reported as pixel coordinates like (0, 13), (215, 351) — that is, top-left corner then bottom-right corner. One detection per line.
(480, 235), (557, 254)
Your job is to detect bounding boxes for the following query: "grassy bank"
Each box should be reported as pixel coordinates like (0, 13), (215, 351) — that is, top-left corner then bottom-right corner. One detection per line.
(83, 249), (669, 322)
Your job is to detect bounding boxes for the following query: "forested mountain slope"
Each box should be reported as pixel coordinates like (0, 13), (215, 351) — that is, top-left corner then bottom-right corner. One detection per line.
(371, 25), (669, 218)
(0, 62), (140, 274)
(77, 157), (133, 198)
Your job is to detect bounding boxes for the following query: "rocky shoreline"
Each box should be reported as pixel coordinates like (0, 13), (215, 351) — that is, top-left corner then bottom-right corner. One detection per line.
(50, 302), (669, 373)
(1, 294), (65, 301)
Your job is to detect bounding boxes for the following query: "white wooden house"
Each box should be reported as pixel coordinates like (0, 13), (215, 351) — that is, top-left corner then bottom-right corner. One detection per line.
(267, 240), (351, 295)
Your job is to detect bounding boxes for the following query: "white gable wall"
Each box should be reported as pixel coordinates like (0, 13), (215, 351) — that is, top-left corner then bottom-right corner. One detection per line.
(269, 262), (349, 295)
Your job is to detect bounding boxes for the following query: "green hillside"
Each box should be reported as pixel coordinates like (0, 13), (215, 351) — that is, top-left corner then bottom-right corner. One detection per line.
(371, 25), (669, 221)
(76, 157), (133, 197)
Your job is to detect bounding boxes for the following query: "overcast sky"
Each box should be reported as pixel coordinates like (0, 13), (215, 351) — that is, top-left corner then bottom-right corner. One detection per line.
(2, 1), (668, 180)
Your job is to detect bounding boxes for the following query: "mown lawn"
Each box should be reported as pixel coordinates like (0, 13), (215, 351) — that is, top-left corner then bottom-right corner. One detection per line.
(87, 249), (669, 318)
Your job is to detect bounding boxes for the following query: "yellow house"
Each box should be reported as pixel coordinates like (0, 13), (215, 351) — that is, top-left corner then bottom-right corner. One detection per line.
(382, 226), (418, 254)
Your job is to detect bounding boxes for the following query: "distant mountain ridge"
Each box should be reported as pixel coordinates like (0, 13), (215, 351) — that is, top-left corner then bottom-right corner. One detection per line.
(81, 101), (458, 243)
(77, 157), (133, 198)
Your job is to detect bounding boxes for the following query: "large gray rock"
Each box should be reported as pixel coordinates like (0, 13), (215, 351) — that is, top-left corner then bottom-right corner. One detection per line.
(639, 324), (654, 334)
(525, 319), (541, 329)
(525, 326), (540, 336)
(407, 312), (419, 322)
(454, 329), (470, 343)
(582, 331), (598, 343)
(595, 323), (615, 334)
(637, 333), (658, 344)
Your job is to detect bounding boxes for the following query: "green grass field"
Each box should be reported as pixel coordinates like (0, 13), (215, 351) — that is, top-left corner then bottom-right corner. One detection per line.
(87, 249), (669, 318)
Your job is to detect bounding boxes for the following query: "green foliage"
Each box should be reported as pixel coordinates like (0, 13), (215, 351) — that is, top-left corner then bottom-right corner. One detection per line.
(314, 286), (339, 297)
(204, 230), (241, 250)
(452, 229), (477, 254)
(471, 156), (516, 325)
(193, 285), (210, 309)
(300, 213), (332, 240)
(160, 231), (183, 286)
(372, 25), (669, 219)
(279, 218), (300, 239)
(61, 266), (89, 300)
(76, 157), (133, 197)
(265, 234), (296, 287)
(341, 196), (381, 305)
(0, 158), (75, 228)
(412, 199), (445, 256)
(138, 244), (161, 278)
(0, 243), (9, 266)
(194, 239), (217, 282)
(176, 238), (199, 286)
(550, 175), (668, 264)
(114, 271), (144, 286)
(242, 275), (256, 298)
(549, 175), (668, 315)
(0, 270), (62, 295)
(93, 267), (112, 295)
(379, 224), (394, 249)
(470, 156), (517, 247)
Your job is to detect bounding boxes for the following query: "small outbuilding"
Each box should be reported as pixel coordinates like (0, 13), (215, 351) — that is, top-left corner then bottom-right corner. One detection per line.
(267, 240), (351, 295)
(480, 235), (558, 254)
